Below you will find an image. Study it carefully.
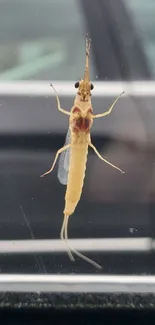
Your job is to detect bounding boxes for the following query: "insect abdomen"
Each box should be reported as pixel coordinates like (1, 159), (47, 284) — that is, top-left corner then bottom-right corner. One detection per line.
(64, 144), (88, 216)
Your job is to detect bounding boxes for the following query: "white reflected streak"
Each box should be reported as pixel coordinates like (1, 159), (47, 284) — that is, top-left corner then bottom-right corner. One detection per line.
(0, 81), (155, 96)
(0, 81), (125, 96)
(0, 237), (152, 254)
(0, 274), (155, 292)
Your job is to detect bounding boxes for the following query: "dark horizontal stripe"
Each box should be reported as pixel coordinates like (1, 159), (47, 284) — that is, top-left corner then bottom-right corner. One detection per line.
(0, 133), (111, 151)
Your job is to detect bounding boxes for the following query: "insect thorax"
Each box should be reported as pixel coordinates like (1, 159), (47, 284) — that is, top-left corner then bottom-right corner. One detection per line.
(70, 105), (93, 134)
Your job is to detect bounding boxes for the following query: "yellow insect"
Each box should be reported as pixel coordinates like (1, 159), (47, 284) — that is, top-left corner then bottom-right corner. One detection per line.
(41, 35), (124, 269)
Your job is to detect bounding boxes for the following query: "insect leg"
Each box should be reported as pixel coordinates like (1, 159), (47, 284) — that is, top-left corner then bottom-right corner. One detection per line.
(50, 83), (71, 116)
(40, 144), (71, 177)
(89, 142), (125, 174)
(92, 91), (124, 118)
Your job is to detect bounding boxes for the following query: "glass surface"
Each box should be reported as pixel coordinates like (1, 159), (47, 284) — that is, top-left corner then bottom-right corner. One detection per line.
(0, 0), (155, 289)
(124, 0), (155, 78)
(0, 0), (95, 81)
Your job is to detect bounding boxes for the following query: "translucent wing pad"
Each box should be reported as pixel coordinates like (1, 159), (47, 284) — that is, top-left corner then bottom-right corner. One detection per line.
(57, 128), (71, 185)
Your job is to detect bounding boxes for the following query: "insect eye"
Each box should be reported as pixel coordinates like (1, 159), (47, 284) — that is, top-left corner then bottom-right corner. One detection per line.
(75, 81), (79, 88)
(91, 83), (94, 90)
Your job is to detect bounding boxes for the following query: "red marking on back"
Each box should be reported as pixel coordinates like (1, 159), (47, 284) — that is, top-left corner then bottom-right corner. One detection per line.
(74, 117), (90, 132)
(72, 107), (80, 113)
(84, 118), (90, 130)
(73, 126), (79, 134)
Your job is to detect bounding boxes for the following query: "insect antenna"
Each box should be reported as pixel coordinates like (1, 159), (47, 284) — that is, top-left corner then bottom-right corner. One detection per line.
(84, 33), (91, 83)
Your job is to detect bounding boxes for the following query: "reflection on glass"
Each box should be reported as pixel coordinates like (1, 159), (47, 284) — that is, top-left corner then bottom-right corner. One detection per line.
(0, 0), (95, 81)
(124, 0), (155, 78)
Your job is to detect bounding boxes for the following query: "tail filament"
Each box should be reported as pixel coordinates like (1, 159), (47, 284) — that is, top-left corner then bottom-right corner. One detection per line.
(60, 214), (102, 269)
